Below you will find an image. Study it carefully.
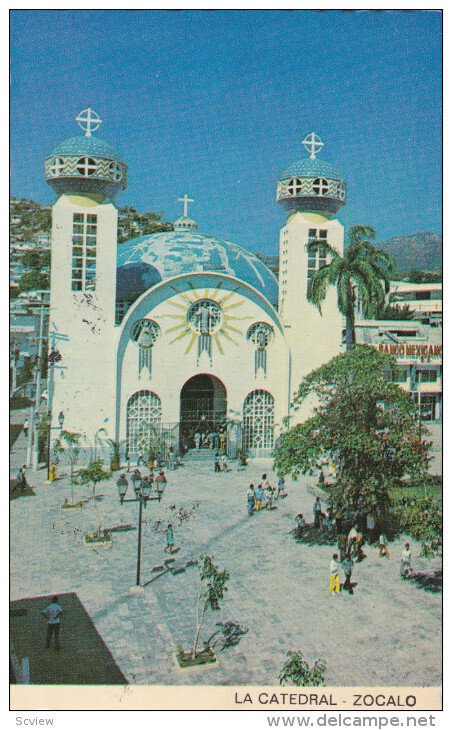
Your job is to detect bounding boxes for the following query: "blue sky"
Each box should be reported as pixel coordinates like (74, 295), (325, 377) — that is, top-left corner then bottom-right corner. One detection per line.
(10, 10), (442, 254)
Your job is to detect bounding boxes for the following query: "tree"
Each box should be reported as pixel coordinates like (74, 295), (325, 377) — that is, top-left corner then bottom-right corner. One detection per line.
(21, 249), (51, 271)
(78, 459), (111, 538)
(54, 430), (83, 504)
(191, 555), (230, 660)
(274, 346), (430, 523)
(371, 302), (414, 321)
(106, 438), (125, 470)
(17, 270), (50, 293)
(279, 651), (326, 686)
(307, 225), (394, 350)
(393, 497), (442, 557)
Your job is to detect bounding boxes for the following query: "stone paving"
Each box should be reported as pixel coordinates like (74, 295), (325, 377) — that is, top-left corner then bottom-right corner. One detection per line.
(10, 438), (441, 686)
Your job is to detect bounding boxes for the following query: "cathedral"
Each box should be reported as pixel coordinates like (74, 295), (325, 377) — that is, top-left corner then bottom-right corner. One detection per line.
(45, 110), (346, 458)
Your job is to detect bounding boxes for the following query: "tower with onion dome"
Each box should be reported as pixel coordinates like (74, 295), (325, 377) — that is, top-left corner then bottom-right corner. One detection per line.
(45, 109), (127, 437)
(276, 133), (346, 398)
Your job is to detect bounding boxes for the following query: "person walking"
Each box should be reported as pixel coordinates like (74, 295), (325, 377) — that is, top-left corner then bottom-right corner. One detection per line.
(156, 470), (167, 499)
(220, 453), (229, 472)
(194, 432), (201, 450)
(247, 484), (255, 516)
(400, 542), (412, 578)
(313, 496), (322, 528)
(254, 484), (264, 511)
(42, 596), (63, 650)
(165, 524), (175, 554)
(214, 452), (221, 473)
(347, 525), (358, 553)
(329, 554), (341, 594)
(167, 446), (175, 470)
(15, 466), (26, 492)
(276, 476), (287, 499)
(23, 420), (29, 438)
(366, 512), (376, 542)
(342, 555), (354, 594)
(137, 453), (144, 466)
(379, 532), (390, 557)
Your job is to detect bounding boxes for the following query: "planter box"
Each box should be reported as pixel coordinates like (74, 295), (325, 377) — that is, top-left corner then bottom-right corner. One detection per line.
(84, 533), (112, 547)
(173, 648), (218, 671)
(61, 501), (86, 510)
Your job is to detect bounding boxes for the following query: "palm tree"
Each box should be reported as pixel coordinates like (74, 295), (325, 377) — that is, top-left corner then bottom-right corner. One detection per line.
(307, 225), (394, 350)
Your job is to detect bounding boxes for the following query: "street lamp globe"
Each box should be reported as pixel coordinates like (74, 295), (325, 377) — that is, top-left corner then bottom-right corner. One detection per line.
(142, 482), (152, 501)
(117, 476), (128, 504)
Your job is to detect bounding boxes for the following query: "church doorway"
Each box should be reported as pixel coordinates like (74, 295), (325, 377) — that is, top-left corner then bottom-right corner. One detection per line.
(179, 374), (227, 450)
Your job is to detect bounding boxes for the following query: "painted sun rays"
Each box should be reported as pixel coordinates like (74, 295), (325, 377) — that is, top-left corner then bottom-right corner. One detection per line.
(159, 280), (254, 355)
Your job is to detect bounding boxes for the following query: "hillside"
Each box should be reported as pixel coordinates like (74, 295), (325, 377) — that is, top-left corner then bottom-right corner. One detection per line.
(10, 197), (173, 245)
(378, 232), (442, 272)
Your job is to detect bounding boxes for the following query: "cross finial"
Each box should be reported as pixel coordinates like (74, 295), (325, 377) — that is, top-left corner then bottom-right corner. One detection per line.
(302, 132), (324, 160)
(178, 194), (194, 218)
(76, 108), (102, 138)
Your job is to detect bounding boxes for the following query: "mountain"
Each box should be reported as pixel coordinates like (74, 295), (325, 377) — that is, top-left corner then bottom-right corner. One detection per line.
(378, 232), (442, 272)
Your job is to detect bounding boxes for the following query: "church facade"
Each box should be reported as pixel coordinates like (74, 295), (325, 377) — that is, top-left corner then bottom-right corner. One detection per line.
(45, 113), (346, 458)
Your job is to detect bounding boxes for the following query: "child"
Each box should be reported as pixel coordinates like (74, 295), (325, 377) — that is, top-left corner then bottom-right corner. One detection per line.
(254, 484), (264, 511)
(265, 486), (277, 509)
(276, 476), (287, 499)
(400, 542), (412, 578)
(379, 532), (390, 557)
(165, 524), (175, 554)
(247, 484), (255, 516)
(329, 553), (341, 594)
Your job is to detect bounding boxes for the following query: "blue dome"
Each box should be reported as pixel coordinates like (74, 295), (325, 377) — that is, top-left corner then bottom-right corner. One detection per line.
(116, 262), (162, 300)
(117, 227), (279, 307)
(279, 157), (342, 180)
(51, 135), (124, 162)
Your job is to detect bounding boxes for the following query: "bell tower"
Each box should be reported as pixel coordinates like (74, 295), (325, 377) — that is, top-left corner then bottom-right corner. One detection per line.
(276, 133), (346, 412)
(45, 109), (127, 443)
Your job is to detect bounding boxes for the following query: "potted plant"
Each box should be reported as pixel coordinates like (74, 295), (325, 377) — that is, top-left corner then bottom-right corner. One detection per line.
(106, 438), (124, 471)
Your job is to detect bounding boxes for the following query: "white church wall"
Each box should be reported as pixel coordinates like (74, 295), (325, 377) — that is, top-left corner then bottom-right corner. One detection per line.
(279, 211), (344, 425)
(116, 274), (289, 453)
(49, 194), (119, 445)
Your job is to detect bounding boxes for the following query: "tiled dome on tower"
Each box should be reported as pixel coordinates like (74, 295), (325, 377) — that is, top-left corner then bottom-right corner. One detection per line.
(276, 133), (346, 215)
(44, 109), (127, 199)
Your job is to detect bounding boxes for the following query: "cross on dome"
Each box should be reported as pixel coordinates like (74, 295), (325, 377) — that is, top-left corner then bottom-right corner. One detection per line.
(178, 194), (194, 218)
(302, 132), (324, 160)
(76, 108), (102, 138)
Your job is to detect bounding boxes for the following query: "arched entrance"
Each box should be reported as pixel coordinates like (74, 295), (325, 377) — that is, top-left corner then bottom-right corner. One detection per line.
(180, 374), (227, 449)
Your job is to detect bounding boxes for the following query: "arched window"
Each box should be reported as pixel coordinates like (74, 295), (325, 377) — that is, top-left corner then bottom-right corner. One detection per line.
(243, 389), (275, 454)
(76, 157), (97, 176)
(312, 178), (329, 195)
(49, 157), (65, 177)
(109, 161), (123, 181)
(126, 390), (162, 455)
(287, 178), (303, 195)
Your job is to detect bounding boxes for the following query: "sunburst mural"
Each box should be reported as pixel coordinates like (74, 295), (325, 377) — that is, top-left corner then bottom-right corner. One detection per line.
(158, 280), (255, 363)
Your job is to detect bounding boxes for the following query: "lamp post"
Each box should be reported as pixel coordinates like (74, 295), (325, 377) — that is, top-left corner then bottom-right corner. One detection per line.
(31, 410), (40, 470)
(46, 410), (64, 480)
(117, 475), (166, 586)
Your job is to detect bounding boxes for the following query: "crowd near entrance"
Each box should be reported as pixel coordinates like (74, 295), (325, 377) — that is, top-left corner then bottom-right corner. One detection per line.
(125, 380), (276, 462)
(179, 374), (227, 451)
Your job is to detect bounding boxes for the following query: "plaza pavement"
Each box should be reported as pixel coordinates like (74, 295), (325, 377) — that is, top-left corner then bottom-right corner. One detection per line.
(10, 437), (441, 687)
